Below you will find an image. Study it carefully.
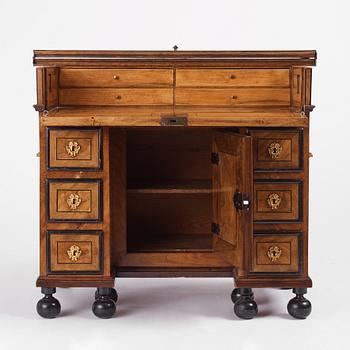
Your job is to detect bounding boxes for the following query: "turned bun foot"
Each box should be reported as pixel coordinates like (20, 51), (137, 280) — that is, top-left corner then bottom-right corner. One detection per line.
(287, 288), (311, 319)
(231, 288), (242, 303)
(95, 288), (118, 303)
(233, 288), (258, 319)
(231, 288), (254, 304)
(36, 288), (61, 319)
(92, 288), (116, 319)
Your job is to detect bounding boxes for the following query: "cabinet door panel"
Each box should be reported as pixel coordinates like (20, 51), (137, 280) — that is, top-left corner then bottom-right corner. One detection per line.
(212, 132), (253, 252)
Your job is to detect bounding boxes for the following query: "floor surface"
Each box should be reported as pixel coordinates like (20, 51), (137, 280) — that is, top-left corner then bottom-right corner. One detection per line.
(0, 260), (349, 350)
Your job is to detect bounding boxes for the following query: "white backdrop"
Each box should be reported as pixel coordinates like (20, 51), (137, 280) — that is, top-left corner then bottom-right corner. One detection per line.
(0, 0), (349, 349)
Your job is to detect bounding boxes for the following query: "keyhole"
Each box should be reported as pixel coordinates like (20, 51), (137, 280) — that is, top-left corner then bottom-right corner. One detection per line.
(72, 198), (76, 204)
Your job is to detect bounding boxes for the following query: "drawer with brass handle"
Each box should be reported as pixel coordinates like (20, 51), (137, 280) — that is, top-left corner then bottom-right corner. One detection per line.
(48, 128), (101, 169)
(250, 129), (302, 170)
(47, 231), (103, 273)
(252, 233), (300, 273)
(47, 179), (102, 222)
(176, 69), (290, 87)
(253, 180), (302, 222)
(60, 68), (174, 87)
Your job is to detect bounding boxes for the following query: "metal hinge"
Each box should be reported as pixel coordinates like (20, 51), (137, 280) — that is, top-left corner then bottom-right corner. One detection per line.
(211, 222), (220, 235)
(233, 191), (250, 212)
(211, 152), (219, 164)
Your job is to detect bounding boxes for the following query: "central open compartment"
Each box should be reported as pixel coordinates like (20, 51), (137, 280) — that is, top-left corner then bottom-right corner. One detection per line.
(126, 129), (213, 252)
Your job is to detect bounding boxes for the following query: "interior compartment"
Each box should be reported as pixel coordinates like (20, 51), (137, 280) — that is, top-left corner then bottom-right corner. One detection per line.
(126, 129), (213, 252)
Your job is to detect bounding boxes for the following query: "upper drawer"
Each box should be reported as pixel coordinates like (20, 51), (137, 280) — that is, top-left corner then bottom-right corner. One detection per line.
(175, 88), (290, 106)
(60, 69), (174, 87)
(176, 69), (290, 87)
(59, 88), (173, 106)
(251, 129), (302, 170)
(48, 128), (101, 169)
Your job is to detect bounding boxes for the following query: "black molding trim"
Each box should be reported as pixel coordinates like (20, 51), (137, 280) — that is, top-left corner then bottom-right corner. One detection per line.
(46, 127), (103, 171)
(253, 179), (303, 224)
(248, 127), (304, 173)
(46, 178), (103, 223)
(46, 230), (104, 275)
(248, 231), (303, 276)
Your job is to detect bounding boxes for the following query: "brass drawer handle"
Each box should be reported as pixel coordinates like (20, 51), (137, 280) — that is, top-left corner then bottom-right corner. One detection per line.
(67, 245), (82, 262)
(113, 75), (120, 80)
(267, 193), (281, 210)
(267, 245), (282, 262)
(66, 141), (81, 157)
(268, 141), (282, 159)
(67, 193), (82, 210)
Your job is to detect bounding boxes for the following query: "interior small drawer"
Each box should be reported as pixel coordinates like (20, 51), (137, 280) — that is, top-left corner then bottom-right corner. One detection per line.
(48, 128), (101, 169)
(252, 233), (300, 273)
(176, 69), (290, 87)
(175, 88), (290, 106)
(250, 129), (302, 170)
(47, 179), (102, 222)
(60, 68), (174, 87)
(59, 88), (173, 106)
(253, 180), (302, 222)
(47, 231), (103, 273)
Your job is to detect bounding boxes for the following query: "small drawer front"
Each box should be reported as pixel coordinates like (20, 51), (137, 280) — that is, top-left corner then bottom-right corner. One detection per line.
(59, 88), (173, 106)
(47, 231), (102, 273)
(48, 128), (101, 169)
(254, 181), (301, 222)
(251, 130), (301, 170)
(60, 69), (174, 87)
(176, 69), (290, 87)
(252, 234), (300, 273)
(175, 88), (290, 106)
(48, 180), (102, 222)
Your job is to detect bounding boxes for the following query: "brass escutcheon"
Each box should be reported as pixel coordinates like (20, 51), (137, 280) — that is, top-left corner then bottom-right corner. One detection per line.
(268, 141), (282, 159)
(67, 193), (82, 210)
(67, 245), (82, 262)
(267, 193), (282, 210)
(66, 141), (81, 157)
(267, 245), (282, 262)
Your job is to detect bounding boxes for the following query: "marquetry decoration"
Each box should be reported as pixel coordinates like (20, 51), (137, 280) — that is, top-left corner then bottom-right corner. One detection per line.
(67, 245), (82, 262)
(267, 245), (282, 262)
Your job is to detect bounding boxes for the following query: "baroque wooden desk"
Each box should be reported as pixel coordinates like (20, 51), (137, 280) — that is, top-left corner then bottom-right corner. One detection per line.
(33, 50), (316, 319)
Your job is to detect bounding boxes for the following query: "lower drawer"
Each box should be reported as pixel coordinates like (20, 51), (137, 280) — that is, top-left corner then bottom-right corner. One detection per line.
(47, 231), (103, 274)
(252, 234), (300, 273)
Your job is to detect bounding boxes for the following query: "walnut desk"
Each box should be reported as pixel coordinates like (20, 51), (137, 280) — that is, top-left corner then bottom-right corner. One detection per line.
(33, 50), (316, 319)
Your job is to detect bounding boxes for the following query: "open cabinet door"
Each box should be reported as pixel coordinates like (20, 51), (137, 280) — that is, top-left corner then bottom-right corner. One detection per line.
(212, 131), (253, 265)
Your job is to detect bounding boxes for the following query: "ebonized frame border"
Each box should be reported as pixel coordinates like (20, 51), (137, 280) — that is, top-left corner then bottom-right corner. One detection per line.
(253, 179), (303, 224)
(46, 178), (103, 223)
(46, 230), (104, 275)
(249, 127), (304, 173)
(46, 127), (103, 171)
(248, 231), (303, 277)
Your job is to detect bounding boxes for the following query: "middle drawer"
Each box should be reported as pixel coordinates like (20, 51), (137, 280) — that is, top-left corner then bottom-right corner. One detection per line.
(253, 180), (302, 222)
(47, 179), (102, 222)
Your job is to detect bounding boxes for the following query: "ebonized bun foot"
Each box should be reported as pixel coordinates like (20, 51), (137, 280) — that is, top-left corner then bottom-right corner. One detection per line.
(92, 288), (116, 319)
(36, 287), (61, 319)
(287, 288), (312, 319)
(95, 288), (118, 303)
(233, 288), (258, 319)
